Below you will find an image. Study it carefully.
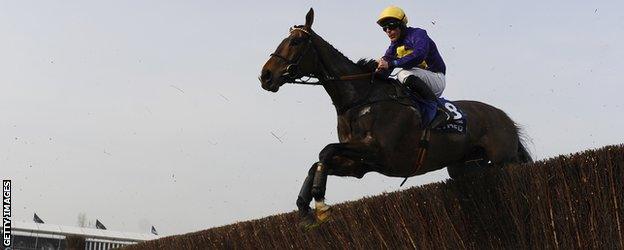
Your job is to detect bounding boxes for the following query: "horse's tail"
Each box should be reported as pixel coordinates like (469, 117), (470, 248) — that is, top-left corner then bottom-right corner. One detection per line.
(516, 124), (533, 163)
(518, 141), (533, 163)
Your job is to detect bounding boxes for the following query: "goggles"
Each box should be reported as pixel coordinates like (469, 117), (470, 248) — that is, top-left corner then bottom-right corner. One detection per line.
(382, 22), (401, 32)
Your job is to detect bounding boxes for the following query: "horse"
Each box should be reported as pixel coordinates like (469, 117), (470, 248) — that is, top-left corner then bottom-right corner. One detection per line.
(259, 8), (532, 229)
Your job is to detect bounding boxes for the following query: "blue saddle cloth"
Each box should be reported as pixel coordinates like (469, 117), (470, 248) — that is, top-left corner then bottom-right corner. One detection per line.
(412, 96), (467, 134)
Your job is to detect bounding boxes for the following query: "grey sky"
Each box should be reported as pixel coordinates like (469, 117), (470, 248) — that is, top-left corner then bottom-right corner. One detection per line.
(2, 1), (622, 236)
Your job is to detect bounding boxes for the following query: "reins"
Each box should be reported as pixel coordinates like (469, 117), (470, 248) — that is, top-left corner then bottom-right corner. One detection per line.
(285, 72), (373, 86)
(326, 72), (373, 82)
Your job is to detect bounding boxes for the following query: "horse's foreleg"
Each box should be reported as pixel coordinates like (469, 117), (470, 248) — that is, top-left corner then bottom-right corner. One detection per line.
(306, 143), (378, 225)
(311, 162), (331, 223)
(296, 164), (316, 218)
(297, 163), (331, 230)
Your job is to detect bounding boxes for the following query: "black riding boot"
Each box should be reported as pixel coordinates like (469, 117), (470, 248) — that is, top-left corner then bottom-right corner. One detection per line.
(404, 75), (451, 128)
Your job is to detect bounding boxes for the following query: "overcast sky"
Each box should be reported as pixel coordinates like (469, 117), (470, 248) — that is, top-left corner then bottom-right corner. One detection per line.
(2, 1), (622, 236)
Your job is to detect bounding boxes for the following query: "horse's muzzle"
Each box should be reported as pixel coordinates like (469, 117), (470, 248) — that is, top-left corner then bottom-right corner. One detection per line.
(260, 69), (282, 92)
(260, 69), (272, 83)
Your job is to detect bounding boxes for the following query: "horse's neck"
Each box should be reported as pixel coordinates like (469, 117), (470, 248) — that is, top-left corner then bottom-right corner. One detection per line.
(313, 36), (371, 113)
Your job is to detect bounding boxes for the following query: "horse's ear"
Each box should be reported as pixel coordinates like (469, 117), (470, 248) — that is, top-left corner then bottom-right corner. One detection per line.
(305, 8), (314, 29)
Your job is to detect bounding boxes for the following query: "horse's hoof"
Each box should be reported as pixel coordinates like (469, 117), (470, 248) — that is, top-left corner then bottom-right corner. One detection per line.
(298, 212), (319, 231)
(314, 206), (332, 224)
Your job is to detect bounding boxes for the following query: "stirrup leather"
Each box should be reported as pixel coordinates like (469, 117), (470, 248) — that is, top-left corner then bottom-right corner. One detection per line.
(429, 108), (452, 128)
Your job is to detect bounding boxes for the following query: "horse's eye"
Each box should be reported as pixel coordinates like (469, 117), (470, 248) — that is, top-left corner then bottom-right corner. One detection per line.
(289, 37), (304, 46)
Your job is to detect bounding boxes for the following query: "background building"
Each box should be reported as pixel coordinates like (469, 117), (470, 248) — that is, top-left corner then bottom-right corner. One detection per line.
(2, 221), (158, 250)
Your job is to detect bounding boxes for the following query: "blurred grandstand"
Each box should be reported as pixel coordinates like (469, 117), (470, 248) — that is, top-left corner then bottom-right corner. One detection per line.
(1, 221), (158, 250)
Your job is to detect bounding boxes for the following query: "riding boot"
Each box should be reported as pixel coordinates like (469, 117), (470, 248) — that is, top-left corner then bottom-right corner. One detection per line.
(404, 75), (451, 128)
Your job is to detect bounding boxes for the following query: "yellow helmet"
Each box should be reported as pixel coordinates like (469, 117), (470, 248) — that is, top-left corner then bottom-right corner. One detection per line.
(377, 6), (408, 25)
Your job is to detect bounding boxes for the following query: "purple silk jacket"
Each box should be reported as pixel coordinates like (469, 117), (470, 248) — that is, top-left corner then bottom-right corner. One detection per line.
(382, 27), (446, 74)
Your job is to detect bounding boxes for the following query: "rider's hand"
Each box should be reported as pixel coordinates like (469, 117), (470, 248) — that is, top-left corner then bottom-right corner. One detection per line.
(376, 58), (389, 72)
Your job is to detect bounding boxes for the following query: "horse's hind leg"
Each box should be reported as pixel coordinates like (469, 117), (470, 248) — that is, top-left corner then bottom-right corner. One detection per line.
(447, 159), (489, 179)
(480, 133), (520, 167)
(447, 146), (489, 179)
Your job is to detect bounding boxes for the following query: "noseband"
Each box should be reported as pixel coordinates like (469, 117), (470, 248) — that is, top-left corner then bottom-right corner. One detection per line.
(269, 27), (319, 84)
(269, 27), (372, 85)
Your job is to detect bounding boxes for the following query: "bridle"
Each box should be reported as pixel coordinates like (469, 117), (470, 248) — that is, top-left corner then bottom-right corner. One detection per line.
(269, 26), (372, 85)
(271, 27), (318, 85)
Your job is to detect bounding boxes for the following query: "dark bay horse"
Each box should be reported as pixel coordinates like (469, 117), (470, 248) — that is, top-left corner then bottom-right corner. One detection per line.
(259, 9), (531, 229)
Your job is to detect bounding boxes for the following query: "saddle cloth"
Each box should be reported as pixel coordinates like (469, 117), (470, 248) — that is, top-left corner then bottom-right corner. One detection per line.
(412, 96), (467, 134)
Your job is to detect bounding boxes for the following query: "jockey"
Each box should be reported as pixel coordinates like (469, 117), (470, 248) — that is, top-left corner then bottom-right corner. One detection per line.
(375, 6), (451, 128)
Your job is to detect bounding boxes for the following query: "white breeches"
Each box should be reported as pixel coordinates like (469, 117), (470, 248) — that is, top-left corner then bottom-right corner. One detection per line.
(396, 68), (446, 97)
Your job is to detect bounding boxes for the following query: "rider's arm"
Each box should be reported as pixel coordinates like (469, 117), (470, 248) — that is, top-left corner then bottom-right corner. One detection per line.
(390, 29), (430, 68)
(381, 45), (397, 68)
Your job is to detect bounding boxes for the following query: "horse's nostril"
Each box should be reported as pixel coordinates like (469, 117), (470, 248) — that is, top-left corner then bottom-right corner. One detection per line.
(261, 70), (272, 82)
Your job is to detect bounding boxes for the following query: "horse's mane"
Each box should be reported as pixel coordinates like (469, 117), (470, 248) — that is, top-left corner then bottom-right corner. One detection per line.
(296, 25), (378, 74)
(356, 59), (379, 72)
